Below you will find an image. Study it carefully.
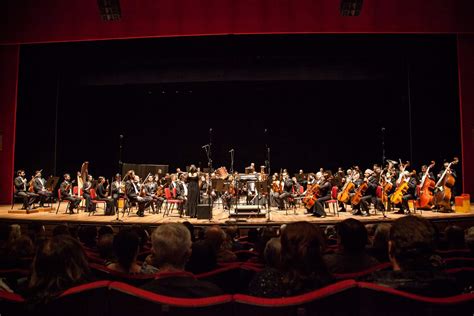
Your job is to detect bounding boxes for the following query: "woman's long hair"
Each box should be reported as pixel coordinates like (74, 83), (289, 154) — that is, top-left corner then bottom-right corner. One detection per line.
(28, 235), (90, 305)
(280, 221), (330, 295)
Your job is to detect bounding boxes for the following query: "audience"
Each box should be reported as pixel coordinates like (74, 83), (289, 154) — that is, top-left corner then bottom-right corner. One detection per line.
(368, 223), (391, 263)
(204, 225), (237, 263)
(248, 237), (282, 297)
(324, 218), (379, 274)
(106, 229), (157, 274)
(97, 233), (115, 264)
(364, 216), (459, 296)
(444, 225), (466, 250)
(141, 223), (223, 297)
(25, 235), (91, 306)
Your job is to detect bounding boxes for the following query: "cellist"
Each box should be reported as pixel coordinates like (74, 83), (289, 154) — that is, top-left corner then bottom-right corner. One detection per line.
(389, 170), (417, 215)
(356, 169), (378, 217)
(311, 171), (332, 218)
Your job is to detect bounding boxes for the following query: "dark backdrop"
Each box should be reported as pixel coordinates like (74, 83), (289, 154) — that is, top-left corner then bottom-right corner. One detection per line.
(15, 34), (461, 185)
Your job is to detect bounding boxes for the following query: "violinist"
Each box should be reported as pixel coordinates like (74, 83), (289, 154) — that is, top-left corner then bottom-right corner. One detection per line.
(96, 176), (115, 216)
(270, 174), (281, 208)
(311, 171), (331, 218)
(82, 175), (96, 213)
(151, 174), (165, 212)
(126, 174), (152, 217)
(222, 175), (236, 210)
(59, 173), (81, 214)
(32, 170), (53, 207)
(277, 172), (293, 210)
(111, 173), (125, 210)
(14, 170), (37, 211)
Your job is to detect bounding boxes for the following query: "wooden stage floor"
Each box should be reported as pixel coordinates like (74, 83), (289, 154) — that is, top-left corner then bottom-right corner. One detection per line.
(1, 202), (474, 228)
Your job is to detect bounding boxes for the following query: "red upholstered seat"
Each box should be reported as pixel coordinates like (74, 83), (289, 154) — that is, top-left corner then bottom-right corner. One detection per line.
(444, 257), (474, 269)
(108, 281), (233, 315)
(357, 281), (474, 316)
(233, 250), (259, 262)
(332, 262), (392, 280)
(89, 262), (158, 286)
(233, 280), (358, 316)
(196, 264), (242, 294)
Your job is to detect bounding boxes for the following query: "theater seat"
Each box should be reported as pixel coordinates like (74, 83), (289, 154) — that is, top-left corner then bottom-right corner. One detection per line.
(333, 262), (392, 280)
(108, 281), (233, 316)
(0, 291), (25, 316)
(195, 264), (242, 294)
(36, 280), (110, 316)
(233, 280), (358, 316)
(89, 262), (157, 286)
(357, 281), (474, 316)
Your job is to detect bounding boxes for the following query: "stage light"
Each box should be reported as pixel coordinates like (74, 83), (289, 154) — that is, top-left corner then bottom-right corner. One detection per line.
(340, 0), (363, 16)
(97, 0), (122, 21)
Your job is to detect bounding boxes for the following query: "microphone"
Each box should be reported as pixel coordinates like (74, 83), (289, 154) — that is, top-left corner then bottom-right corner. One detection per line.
(229, 149), (234, 153)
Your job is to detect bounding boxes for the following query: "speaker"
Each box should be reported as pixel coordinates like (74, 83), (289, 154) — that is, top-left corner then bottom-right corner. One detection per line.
(197, 204), (212, 219)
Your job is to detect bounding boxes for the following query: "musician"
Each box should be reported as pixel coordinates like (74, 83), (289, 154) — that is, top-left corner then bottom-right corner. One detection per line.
(82, 175), (96, 213)
(111, 173), (125, 210)
(96, 176), (115, 216)
(147, 175), (165, 213)
(14, 170), (37, 210)
(222, 175), (236, 210)
(392, 171), (417, 214)
(311, 171), (331, 217)
(59, 173), (81, 214)
(187, 165), (200, 218)
(418, 165), (435, 183)
(176, 174), (188, 216)
(32, 170), (53, 207)
(337, 169), (355, 213)
(126, 174), (152, 217)
(270, 174), (281, 208)
(437, 161), (457, 181)
(357, 169), (382, 216)
(277, 173), (293, 209)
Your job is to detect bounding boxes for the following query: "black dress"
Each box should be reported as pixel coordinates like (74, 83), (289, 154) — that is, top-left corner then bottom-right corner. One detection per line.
(187, 173), (200, 217)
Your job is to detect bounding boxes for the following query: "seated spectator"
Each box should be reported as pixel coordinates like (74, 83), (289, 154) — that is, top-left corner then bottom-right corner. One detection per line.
(224, 225), (244, 251)
(365, 216), (460, 297)
(205, 225), (237, 263)
(6, 235), (35, 269)
(141, 223), (222, 297)
(97, 233), (115, 264)
(185, 239), (217, 274)
(131, 225), (150, 252)
(444, 225), (466, 250)
(249, 221), (333, 297)
(368, 223), (391, 263)
(25, 235), (91, 306)
(8, 224), (22, 245)
(98, 225), (114, 238)
(52, 224), (71, 237)
(249, 237), (282, 297)
(107, 229), (157, 274)
(78, 225), (98, 251)
(324, 219), (379, 274)
(27, 222), (46, 247)
(465, 226), (474, 256)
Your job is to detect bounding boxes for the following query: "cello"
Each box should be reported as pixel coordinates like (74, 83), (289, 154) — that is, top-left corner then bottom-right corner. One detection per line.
(337, 173), (354, 204)
(302, 183), (320, 209)
(416, 161), (436, 209)
(390, 170), (416, 205)
(351, 180), (368, 206)
(433, 157), (458, 209)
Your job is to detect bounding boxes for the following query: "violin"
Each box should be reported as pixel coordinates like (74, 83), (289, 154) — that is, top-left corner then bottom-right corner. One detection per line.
(28, 176), (35, 193)
(433, 157), (458, 209)
(416, 161), (436, 209)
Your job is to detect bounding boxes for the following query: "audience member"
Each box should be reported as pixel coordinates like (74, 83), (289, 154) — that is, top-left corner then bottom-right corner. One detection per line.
(364, 216), (459, 296)
(141, 223), (222, 297)
(25, 235), (91, 306)
(368, 223), (391, 263)
(249, 237), (282, 297)
(324, 218), (379, 274)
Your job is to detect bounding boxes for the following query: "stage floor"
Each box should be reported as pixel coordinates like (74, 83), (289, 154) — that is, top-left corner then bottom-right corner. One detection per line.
(1, 202), (474, 228)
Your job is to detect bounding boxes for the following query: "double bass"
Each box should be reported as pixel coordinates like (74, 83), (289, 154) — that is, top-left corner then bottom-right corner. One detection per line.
(433, 157), (458, 209)
(416, 161), (436, 209)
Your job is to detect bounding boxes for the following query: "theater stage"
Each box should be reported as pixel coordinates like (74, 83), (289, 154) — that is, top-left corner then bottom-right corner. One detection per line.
(1, 202), (473, 229)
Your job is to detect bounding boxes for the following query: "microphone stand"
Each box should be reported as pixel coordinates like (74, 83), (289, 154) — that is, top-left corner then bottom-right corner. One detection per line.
(264, 129), (272, 222)
(380, 127), (387, 219)
(229, 150), (234, 174)
(118, 135), (123, 175)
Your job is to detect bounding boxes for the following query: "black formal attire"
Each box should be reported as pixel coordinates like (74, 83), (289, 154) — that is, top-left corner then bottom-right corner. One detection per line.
(277, 179), (293, 209)
(359, 175), (384, 216)
(312, 180), (330, 217)
(96, 183), (115, 215)
(186, 174), (200, 218)
(140, 273), (223, 298)
(145, 182), (164, 213)
(125, 180), (152, 217)
(14, 176), (37, 209)
(323, 251), (379, 274)
(389, 177), (417, 214)
(33, 177), (52, 206)
(111, 180), (125, 210)
(59, 180), (81, 214)
(175, 181), (187, 216)
(82, 181), (96, 212)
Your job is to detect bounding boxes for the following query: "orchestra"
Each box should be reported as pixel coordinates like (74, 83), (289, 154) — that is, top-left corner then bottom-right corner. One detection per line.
(13, 156), (462, 218)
